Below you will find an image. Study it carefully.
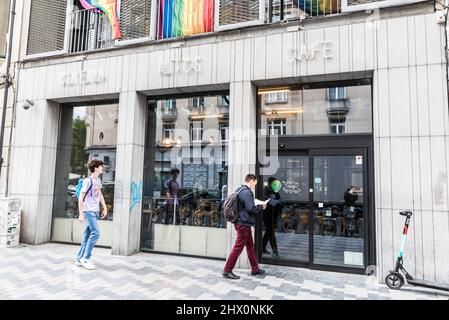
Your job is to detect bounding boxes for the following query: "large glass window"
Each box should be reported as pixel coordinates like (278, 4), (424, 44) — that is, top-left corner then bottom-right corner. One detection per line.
(260, 83), (372, 136)
(52, 104), (118, 244)
(141, 94), (229, 259)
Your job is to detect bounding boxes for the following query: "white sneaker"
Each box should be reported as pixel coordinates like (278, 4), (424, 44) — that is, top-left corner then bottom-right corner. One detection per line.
(79, 258), (96, 270)
(75, 259), (81, 266)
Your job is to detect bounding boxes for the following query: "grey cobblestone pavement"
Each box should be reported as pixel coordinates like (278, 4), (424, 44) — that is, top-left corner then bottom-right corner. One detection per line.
(0, 243), (448, 300)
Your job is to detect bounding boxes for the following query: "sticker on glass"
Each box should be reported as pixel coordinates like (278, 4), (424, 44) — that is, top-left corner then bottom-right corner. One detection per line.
(271, 179), (282, 193)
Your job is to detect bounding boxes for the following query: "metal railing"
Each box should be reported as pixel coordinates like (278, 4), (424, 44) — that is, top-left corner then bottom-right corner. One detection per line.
(68, 9), (115, 54)
(265, 0), (342, 22)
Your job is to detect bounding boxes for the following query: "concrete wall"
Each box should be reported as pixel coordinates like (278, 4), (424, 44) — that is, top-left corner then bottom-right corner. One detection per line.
(9, 3), (449, 284)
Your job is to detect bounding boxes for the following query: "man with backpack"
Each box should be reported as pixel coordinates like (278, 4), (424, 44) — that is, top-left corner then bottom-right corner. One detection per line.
(75, 159), (108, 270)
(222, 174), (269, 280)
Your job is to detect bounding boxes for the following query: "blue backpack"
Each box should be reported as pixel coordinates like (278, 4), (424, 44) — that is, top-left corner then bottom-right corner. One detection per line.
(75, 177), (93, 202)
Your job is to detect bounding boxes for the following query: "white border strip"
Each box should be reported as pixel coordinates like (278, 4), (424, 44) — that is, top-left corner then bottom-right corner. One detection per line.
(342, 0), (428, 13)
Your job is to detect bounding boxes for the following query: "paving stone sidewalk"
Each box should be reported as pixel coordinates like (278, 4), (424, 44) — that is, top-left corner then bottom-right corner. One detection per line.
(0, 243), (447, 300)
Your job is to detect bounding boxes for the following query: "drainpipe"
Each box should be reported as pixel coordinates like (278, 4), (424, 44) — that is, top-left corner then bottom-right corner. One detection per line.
(0, 0), (16, 181)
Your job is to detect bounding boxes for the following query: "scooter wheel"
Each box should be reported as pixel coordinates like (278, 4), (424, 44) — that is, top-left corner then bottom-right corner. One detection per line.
(385, 272), (404, 290)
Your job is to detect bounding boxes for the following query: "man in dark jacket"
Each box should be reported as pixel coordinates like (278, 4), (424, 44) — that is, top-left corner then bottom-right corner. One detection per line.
(262, 177), (281, 257)
(222, 174), (268, 280)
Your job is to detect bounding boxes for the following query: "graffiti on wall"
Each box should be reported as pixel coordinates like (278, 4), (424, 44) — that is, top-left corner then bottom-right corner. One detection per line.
(130, 181), (143, 213)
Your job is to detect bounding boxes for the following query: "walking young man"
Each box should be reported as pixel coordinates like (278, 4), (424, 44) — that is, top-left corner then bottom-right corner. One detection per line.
(75, 159), (108, 270)
(222, 174), (268, 279)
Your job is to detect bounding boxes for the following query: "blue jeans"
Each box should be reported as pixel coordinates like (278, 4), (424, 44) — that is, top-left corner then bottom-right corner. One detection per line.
(76, 211), (100, 260)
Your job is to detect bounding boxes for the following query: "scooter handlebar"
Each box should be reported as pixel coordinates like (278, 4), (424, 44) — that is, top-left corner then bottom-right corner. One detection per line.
(400, 211), (413, 217)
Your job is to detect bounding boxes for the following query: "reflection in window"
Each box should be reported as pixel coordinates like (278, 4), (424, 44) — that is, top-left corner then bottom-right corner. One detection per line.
(266, 92), (288, 103)
(191, 121), (203, 142)
(220, 122), (229, 141)
(141, 94), (230, 257)
(260, 83), (372, 136)
(163, 124), (176, 143)
(53, 104), (119, 221)
(328, 87), (346, 101)
(268, 118), (287, 135)
(330, 121), (346, 135)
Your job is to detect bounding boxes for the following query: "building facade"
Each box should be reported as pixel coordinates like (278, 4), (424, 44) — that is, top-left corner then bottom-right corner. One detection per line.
(4, 0), (449, 284)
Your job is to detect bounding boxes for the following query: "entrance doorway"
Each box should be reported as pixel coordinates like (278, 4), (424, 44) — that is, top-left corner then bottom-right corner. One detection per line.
(256, 79), (374, 273)
(257, 147), (372, 273)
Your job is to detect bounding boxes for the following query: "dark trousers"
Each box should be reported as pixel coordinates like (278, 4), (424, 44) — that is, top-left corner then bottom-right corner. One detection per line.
(262, 218), (278, 253)
(223, 224), (259, 273)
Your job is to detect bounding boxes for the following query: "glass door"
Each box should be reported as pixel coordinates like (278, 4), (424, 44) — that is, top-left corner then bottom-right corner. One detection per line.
(311, 150), (366, 269)
(259, 151), (310, 264)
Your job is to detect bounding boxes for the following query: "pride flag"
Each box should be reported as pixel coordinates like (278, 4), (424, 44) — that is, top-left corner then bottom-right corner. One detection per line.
(158, 0), (215, 39)
(294, 0), (340, 15)
(79, 0), (121, 39)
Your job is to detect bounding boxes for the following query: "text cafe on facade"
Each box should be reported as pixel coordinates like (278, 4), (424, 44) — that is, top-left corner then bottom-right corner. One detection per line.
(7, 0), (449, 284)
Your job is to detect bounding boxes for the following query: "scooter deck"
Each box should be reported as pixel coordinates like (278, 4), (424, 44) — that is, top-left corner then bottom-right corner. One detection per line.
(407, 279), (449, 292)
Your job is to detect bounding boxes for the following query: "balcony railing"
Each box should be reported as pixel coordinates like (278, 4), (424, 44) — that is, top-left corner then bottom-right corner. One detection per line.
(266, 0), (342, 22)
(68, 9), (115, 54)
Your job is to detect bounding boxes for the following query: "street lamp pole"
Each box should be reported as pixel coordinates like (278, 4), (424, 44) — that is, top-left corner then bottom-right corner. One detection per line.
(0, 0), (16, 182)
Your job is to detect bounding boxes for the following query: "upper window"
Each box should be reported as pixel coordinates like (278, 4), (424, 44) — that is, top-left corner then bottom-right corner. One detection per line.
(219, 122), (229, 141)
(330, 121), (346, 134)
(266, 92), (288, 104)
(163, 124), (176, 143)
(267, 118), (287, 136)
(218, 0), (264, 30)
(191, 121), (203, 142)
(260, 82), (372, 136)
(328, 87), (346, 101)
(27, 0), (67, 55)
(120, 0), (152, 41)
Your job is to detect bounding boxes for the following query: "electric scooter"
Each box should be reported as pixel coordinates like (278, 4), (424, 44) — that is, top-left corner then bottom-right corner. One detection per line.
(385, 211), (449, 292)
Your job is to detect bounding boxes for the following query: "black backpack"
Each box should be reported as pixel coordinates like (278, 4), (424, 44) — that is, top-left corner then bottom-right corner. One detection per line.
(223, 187), (245, 223)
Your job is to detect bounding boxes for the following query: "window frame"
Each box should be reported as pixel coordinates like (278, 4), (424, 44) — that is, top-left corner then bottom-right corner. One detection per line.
(330, 122), (346, 135)
(163, 123), (176, 143)
(23, 0), (72, 60)
(341, 0), (426, 13)
(328, 87), (347, 101)
(219, 122), (230, 142)
(190, 121), (204, 143)
(215, 0), (266, 32)
(267, 118), (287, 136)
(265, 92), (288, 104)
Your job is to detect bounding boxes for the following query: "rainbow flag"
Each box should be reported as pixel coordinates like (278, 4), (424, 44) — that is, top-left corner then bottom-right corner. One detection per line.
(294, 0), (340, 15)
(79, 0), (121, 39)
(158, 0), (215, 39)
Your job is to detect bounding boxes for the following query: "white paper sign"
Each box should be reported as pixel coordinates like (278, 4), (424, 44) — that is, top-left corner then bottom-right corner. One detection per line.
(344, 251), (364, 266)
(356, 156), (363, 165)
(318, 202), (324, 208)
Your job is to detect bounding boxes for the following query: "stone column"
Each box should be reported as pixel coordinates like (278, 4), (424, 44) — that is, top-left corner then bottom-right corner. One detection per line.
(112, 92), (147, 255)
(226, 81), (258, 270)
